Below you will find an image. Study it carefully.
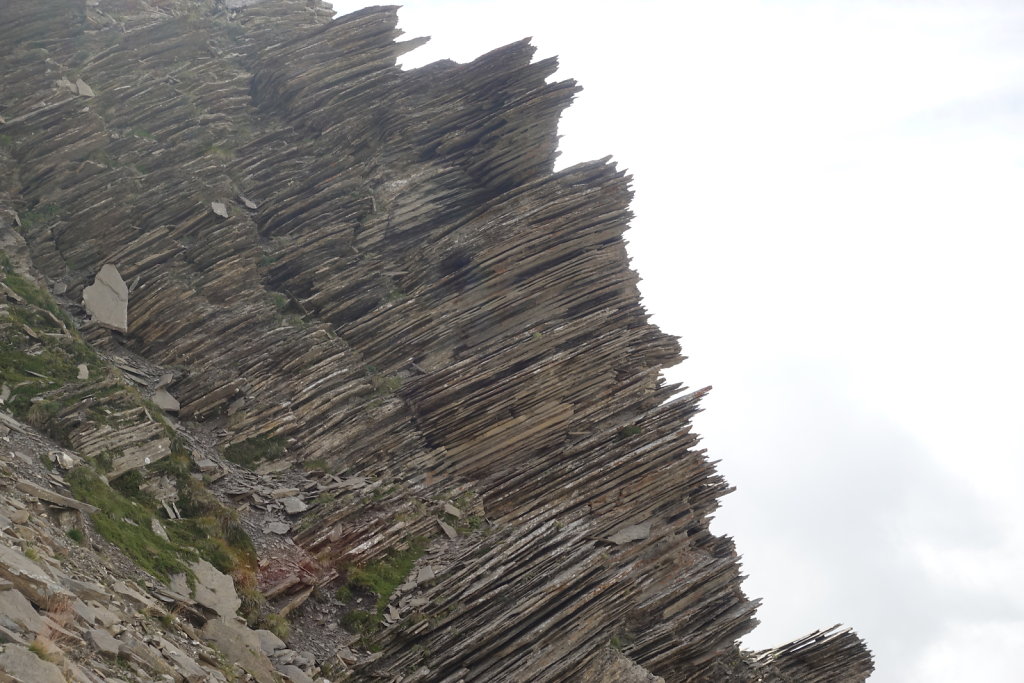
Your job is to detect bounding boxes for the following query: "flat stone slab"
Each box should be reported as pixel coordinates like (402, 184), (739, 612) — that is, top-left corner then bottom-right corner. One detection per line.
(86, 628), (120, 658)
(0, 589), (45, 636)
(152, 389), (179, 412)
(254, 628), (286, 655)
(82, 263), (128, 333)
(202, 618), (278, 683)
(15, 479), (98, 514)
(190, 560), (240, 618)
(0, 644), (66, 683)
(281, 497), (307, 515)
(606, 521), (652, 545)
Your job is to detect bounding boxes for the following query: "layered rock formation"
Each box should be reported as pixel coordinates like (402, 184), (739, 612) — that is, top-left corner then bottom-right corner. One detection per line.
(0, 1), (874, 681)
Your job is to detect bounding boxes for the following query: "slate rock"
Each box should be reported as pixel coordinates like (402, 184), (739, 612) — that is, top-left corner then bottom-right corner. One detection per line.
(82, 264), (128, 333)
(190, 560), (240, 618)
(254, 628), (286, 655)
(201, 618), (278, 683)
(0, 643), (66, 683)
(86, 628), (120, 658)
(606, 521), (652, 545)
(0, 589), (45, 636)
(152, 389), (180, 413)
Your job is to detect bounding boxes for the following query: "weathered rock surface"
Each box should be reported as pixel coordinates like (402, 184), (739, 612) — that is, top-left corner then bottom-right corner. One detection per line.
(0, 644), (67, 683)
(190, 559), (241, 619)
(0, 0), (873, 681)
(82, 264), (128, 333)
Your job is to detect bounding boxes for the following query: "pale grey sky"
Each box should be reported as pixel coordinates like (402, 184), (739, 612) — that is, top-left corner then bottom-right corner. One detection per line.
(327, 2), (1024, 680)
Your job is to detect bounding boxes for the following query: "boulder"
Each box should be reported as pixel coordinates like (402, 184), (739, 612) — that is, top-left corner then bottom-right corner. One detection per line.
(0, 644), (66, 683)
(606, 521), (652, 545)
(85, 628), (120, 659)
(152, 389), (180, 413)
(82, 264), (128, 333)
(201, 618), (278, 683)
(190, 560), (240, 618)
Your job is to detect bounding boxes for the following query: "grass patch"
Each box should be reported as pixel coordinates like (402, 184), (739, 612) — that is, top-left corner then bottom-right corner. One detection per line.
(345, 536), (427, 614)
(67, 466), (191, 582)
(66, 528), (84, 544)
(222, 435), (285, 469)
(616, 425), (643, 440)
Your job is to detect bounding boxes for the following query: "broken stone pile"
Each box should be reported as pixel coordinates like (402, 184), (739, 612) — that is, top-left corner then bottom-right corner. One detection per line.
(0, 0), (874, 681)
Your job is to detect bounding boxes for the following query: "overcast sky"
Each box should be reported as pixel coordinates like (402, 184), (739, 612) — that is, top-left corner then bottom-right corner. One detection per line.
(328, 2), (1024, 680)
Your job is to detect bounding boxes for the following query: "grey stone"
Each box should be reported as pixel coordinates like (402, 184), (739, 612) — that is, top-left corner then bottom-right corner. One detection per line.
(443, 503), (463, 519)
(0, 589), (45, 635)
(82, 263), (128, 333)
(281, 497), (307, 515)
(201, 618), (278, 683)
(152, 389), (179, 413)
(239, 195), (258, 210)
(437, 519), (457, 539)
(86, 628), (120, 658)
(254, 628), (285, 655)
(169, 573), (189, 598)
(606, 521), (652, 545)
(75, 78), (95, 97)
(14, 479), (97, 514)
(108, 438), (171, 479)
(190, 560), (240, 618)
(150, 518), (169, 541)
(118, 635), (175, 677)
(0, 543), (69, 607)
(415, 566), (435, 585)
(271, 488), (299, 499)
(264, 522), (290, 535)
(161, 645), (207, 683)
(0, 384), (9, 403)
(61, 576), (106, 602)
(275, 663), (315, 683)
(0, 644), (66, 683)
(76, 364), (89, 380)
(211, 202), (229, 218)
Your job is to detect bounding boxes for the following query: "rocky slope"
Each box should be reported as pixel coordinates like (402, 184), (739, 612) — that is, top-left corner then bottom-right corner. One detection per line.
(0, 1), (874, 681)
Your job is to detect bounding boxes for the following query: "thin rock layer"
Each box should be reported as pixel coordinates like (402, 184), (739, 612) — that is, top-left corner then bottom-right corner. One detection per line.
(0, 1), (873, 681)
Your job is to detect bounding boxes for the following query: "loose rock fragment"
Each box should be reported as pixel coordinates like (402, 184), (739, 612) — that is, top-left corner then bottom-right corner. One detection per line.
(82, 263), (128, 333)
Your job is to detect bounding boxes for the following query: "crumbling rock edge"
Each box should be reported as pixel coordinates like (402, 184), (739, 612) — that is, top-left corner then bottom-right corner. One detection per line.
(0, 0), (873, 681)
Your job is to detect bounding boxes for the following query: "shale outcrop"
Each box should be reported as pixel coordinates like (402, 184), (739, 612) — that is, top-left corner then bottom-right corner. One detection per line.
(0, 1), (874, 681)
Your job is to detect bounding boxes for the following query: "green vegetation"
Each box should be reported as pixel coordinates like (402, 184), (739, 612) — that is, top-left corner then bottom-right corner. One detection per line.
(23, 546), (39, 561)
(340, 608), (375, 634)
(365, 366), (402, 398)
(0, 255), (103, 437)
(345, 536), (428, 614)
(68, 454), (256, 583)
(616, 424), (643, 440)
(260, 612), (290, 640)
(66, 528), (84, 544)
(68, 466), (191, 581)
(17, 203), (62, 231)
(222, 435), (286, 469)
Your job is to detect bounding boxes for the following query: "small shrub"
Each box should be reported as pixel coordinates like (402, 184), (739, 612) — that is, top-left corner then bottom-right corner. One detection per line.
(222, 435), (285, 469)
(66, 528), (84, 544)
(259, 613), (290, 641)
(616, 425), (643, 440)
(345, 536), (428, 613)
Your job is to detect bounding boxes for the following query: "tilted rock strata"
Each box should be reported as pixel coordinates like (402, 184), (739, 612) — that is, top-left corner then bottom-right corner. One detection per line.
(0, 0), (873, 681)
